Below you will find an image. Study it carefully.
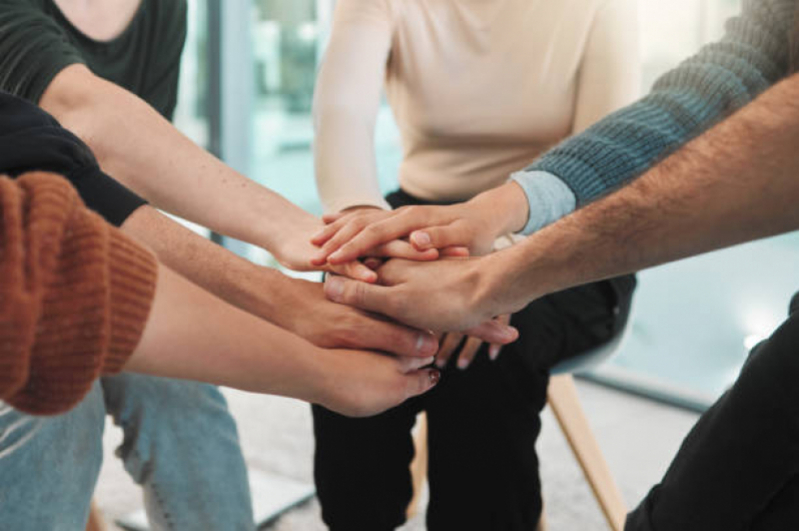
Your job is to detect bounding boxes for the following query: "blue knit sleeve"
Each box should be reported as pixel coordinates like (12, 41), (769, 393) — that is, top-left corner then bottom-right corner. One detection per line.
(525, 0), (794, 206)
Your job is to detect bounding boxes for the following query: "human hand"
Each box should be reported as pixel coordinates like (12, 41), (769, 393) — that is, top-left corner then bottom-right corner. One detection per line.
(269, 207), (438, 283)
(310, 182), (529, 266)
(269, 275), (442, 358)
(324, 256), (524, 335)
(435, 314), (512, 370)
(314, 348), (440, 417)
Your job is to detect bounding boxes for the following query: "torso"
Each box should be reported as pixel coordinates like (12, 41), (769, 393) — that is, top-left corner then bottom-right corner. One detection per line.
(383, 0), (609, 201)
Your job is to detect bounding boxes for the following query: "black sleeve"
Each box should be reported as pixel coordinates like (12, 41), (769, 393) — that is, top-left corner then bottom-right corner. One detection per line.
(0, 93), (146, 226)
(0, 0), (87, 104)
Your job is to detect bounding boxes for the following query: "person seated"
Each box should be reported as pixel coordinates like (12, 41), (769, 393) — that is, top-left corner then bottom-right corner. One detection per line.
(314, 0), (799, 528)
(309, 0), (639, 528)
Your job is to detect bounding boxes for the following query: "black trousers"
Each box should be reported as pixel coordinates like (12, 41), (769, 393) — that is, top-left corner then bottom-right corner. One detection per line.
(312, 189), (636, 531)
(626, 306), (799, 531)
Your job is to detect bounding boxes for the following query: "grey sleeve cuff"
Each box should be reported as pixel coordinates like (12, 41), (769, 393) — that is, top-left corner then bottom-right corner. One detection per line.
(509, 170), (577, 236)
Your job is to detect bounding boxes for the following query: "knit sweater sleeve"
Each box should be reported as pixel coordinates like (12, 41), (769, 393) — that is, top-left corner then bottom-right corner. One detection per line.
(312, 0), (394, 213)
(0, 172), (157, 416)
(524, 0), (794, 206)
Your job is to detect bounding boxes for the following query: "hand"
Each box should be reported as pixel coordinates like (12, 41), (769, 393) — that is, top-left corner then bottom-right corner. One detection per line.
(311, 182), (529, 266)
(315, 348), (440, 417)
(271, 207), (444, 282)
(324, 256), (523, 335)
(310, 206), (470, 266)
(270, 276), (441, 358)
(436, 314), (512, 370)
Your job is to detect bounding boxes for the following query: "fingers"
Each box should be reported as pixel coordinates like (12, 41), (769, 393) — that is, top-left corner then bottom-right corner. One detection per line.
(312, 220), (372, 265)
(322, 211), (346, 224)
(464, 318), (519, 345)
(436, 332), (464, 369)
(327, 210), (429, 264)
(488, 314), (512, 361)
(325, 274), (394, 316)
(328, 261), (378, 283)
(398, 355), (436, 373)
(456, 336), (484, 370)
(410, 222), (473, 251)
(440, 246), (470, 258)
(402, 368), (441, 401)
(352, 318), (439, 358)
(371, 240), (440, 261)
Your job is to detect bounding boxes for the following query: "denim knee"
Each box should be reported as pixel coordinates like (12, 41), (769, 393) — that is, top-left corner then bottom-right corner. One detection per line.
(0, 383), (105, 530)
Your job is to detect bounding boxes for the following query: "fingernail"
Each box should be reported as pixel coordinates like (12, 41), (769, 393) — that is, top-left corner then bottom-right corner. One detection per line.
(457, 357), (470, 370)
(326, 276), (344, 301)
(489, 345), (500, 360)
(329, 250), (344, 263)
(429, 370), (441, 385)
(420, 356), (435, 366)
(435, 357), (447, 369)
(310, 253), (328, 266)
(412, 232), (431, 248)
(417, 334), (438, 355)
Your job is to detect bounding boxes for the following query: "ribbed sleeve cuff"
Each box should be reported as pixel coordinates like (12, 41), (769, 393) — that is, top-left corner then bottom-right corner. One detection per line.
(103, 229), (158, 374)
(509, 170), (577, 235)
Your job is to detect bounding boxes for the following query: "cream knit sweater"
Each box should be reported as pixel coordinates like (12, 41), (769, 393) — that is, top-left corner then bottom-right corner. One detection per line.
(313, 0), (640, 213)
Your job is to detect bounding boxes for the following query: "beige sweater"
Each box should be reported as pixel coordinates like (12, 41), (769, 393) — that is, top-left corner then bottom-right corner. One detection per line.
(313, 0), (640, 213)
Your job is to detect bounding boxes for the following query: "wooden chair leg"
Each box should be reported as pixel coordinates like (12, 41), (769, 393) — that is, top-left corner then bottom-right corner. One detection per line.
(407, 412), (429, 520)
(86, 500), (107, 531)
(547, 374), (627, 531)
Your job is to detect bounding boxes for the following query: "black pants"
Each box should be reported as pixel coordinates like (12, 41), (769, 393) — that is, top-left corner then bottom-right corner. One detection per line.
(312, 189), (636, 531)
(627, 306), (799, 531)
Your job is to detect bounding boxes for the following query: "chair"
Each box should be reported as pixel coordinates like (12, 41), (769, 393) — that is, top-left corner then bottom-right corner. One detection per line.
(407, 320), (633, 531)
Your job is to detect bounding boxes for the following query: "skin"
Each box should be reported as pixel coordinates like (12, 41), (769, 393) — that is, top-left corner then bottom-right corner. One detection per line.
(127, 265), (441, 418)
(323, 74), (799, 332)
(38, 2), (518, 356)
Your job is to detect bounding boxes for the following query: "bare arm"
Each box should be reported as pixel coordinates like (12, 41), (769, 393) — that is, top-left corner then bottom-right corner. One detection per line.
(324, 75), (799, 330)
(127, 265), (439, 418)
(38, 64), (372, 277)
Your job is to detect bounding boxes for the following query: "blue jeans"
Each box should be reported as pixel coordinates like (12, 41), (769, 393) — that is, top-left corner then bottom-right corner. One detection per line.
(0, 373), (255, 531)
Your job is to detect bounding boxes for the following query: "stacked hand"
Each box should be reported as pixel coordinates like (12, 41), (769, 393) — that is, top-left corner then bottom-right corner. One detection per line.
(304, 184), (531, 366)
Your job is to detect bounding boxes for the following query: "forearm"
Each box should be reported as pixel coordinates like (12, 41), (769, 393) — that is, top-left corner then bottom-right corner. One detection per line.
(120, 205), (292, 324)
(485, 75), (799, 314)
(40, 65), (308, 253)
(127, 264), (325, 403)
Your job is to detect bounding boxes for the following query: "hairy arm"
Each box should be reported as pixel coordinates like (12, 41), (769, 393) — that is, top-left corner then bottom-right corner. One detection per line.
(325, 75), (799, 330)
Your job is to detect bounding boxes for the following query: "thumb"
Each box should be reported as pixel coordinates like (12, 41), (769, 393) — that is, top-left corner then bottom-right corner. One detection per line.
(404, 368), (441, 399)
(324, 275), (391, 314)
(411, 222), (473, 251)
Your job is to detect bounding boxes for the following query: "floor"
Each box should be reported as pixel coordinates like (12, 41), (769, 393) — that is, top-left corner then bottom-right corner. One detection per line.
(95, 380), (701, 531)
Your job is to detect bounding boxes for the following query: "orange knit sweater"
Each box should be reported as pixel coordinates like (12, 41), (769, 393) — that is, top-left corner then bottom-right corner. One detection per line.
(0, 172), (157, 415)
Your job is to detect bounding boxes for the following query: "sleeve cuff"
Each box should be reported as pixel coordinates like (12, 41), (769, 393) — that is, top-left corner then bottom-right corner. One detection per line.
(324, 196), (392, 214)
(68, 165), (148, 227)
(509, 170), (577, 236)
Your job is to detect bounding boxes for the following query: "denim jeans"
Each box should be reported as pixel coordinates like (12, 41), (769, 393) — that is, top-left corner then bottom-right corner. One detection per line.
(0, 373), (255, 531)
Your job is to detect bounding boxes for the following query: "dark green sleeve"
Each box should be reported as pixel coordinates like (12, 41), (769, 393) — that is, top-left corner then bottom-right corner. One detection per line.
(0, 0), (86, 104)
(142, 0), (188, 121)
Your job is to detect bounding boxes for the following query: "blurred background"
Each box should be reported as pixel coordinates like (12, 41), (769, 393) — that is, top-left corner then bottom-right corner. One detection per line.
(171, 0), (798, 413)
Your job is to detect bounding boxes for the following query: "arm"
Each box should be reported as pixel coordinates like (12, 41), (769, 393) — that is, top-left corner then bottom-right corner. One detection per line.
(38, 65), (325, 269)
(518, 0), (792, 209)
(310, 0), (792, 261)
(129, 264), (439, 419)
(323, 74), (799, 331)
(0, 172), (439, 418)
(312, 0), (393, 213)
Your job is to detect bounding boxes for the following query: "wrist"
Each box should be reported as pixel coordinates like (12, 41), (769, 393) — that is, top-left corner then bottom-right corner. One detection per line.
(469, 182), (530, 237)
(472, 250), (536, 318)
